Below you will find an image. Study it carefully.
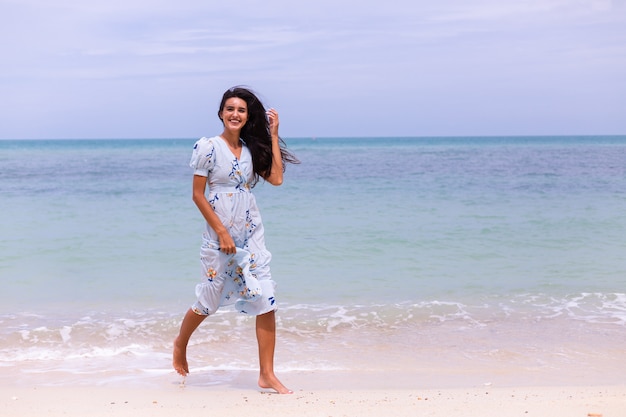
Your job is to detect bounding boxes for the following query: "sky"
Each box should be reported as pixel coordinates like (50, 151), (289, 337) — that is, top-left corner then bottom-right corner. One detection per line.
(1, 0), (625, 139)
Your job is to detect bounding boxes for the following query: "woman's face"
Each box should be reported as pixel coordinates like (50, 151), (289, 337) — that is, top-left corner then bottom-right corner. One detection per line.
(220, 97), (248, 131)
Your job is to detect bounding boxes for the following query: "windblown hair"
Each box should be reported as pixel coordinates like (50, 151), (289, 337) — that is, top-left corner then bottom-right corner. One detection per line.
(218, 86), (299, 185)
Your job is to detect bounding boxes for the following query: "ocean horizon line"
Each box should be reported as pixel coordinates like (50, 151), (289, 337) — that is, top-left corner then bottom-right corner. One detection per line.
(1, 134), (625, 141)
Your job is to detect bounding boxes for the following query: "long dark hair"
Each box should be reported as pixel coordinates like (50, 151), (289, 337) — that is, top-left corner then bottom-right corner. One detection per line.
(218, 86), (299, 185)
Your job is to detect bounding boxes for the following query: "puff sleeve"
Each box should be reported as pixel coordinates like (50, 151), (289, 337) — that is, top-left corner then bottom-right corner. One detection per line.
(189, 137), (216, 177)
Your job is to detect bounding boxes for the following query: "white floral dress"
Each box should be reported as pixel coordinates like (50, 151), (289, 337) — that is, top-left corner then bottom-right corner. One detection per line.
(189, 136), (276, 316)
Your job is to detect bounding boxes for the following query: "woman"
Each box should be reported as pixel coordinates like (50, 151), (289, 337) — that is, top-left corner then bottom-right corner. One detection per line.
(172, 86), (298, 394)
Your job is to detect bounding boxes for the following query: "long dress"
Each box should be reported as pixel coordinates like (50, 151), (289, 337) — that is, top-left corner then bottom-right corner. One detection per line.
(188, 136), (277, 316)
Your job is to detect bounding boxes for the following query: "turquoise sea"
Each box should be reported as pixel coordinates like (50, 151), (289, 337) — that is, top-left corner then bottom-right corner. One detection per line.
(1, 136), (625, 387)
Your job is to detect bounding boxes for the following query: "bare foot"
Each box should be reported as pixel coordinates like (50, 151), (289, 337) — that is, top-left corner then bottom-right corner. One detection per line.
(259, 374), (293, 394)
(172, 337), (189, 376)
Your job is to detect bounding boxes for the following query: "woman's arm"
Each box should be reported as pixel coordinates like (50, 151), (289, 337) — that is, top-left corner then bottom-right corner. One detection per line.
(192, 175), (236, 254)
(263, 108), (284, 186)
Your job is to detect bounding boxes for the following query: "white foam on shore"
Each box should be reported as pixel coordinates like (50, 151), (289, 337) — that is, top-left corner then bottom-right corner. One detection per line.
(1, 292), (625, 387)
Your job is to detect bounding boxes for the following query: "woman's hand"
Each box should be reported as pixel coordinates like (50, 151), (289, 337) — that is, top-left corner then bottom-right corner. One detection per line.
(217, 230), (236, 255)
(264, 108), (284, 186)
(267, 108), (279, 137)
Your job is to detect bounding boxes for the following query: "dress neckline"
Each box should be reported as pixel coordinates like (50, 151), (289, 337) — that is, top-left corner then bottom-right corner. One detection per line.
(218, 135), (243, 160)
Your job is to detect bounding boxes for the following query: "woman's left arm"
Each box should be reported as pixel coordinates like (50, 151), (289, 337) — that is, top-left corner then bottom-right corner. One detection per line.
(264, 108), (284, 186)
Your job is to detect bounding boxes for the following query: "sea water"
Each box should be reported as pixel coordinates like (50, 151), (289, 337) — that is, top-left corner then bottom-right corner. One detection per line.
(1, 136), (625, 386)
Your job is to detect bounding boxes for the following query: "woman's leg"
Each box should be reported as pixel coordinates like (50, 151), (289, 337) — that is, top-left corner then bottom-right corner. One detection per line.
(173, 308), (207, 376)
(256, 310), (292, 394)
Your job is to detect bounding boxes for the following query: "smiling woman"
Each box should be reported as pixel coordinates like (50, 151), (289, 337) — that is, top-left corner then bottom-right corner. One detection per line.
(172, 86), (299, 395)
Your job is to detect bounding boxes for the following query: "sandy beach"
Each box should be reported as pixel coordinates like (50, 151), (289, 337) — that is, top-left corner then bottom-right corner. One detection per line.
(2, 369), (625, 417)
(2, 384), (624, 417)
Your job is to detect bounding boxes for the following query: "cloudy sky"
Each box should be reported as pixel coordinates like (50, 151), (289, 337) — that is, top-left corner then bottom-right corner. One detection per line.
(1, 0), (625, 139)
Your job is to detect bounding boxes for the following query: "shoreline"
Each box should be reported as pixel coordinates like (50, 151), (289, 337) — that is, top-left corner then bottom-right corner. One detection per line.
(2, 370), (624, 417)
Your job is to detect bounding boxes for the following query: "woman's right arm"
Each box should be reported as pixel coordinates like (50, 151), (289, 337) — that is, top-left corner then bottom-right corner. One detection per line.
(192, 175), (236, 254)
